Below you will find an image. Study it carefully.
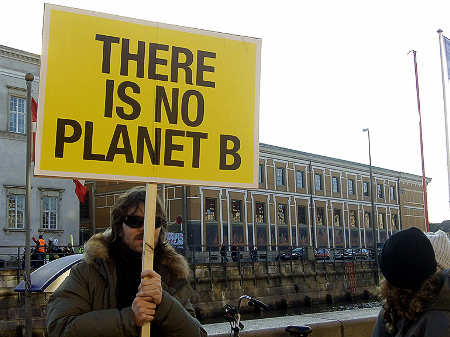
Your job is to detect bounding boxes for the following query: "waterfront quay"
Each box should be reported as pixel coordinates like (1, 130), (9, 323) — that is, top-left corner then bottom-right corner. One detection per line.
(205, 306), (380, 337)
(0, 248), (380, 335)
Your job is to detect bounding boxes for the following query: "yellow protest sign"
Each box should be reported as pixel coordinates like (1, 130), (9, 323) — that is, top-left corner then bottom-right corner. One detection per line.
(35, 4), (261, 188)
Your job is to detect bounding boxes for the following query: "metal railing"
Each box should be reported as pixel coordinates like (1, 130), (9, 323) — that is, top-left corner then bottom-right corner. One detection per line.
(183, 245), (379, 289)
(0, 244), (379, 288)
(183, 245), (378, 264)
(0, 245), (83, 285)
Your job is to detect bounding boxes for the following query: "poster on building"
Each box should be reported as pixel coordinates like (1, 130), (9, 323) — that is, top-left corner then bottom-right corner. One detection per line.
(166, 232), (183, 247)
(35, 4), (261, 189)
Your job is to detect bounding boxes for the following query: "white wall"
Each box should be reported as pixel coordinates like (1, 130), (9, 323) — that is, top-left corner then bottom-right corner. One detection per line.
(0, 45), (80, 250)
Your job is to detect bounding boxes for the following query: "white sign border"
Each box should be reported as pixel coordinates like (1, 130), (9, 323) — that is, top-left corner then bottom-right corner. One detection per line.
(35, 4), (261, 189)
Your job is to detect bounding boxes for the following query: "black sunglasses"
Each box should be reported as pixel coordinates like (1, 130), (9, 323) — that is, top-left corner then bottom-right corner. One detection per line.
(123, 215), (165, 229)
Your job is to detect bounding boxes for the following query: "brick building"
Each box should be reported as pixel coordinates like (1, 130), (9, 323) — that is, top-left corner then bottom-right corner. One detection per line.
(81, 143), (428, 250)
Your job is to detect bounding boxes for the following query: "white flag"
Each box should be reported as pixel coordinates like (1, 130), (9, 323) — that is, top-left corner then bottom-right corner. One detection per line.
(444, 36), (450, 80)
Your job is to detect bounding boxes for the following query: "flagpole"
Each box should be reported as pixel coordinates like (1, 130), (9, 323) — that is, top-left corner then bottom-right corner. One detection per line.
(409, 50), (430, 231)
(25, 73), (34, 337)
(437, 29), (450, 216)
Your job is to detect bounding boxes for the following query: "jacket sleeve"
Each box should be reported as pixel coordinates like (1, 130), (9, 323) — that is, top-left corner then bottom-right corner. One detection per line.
(153, 289), (207, 337)
(371, 310), (392, 337)
(407, 310), (450, 337)
(47, 263), (138, 337)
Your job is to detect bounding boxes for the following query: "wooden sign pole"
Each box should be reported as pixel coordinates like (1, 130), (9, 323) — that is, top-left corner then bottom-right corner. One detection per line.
(140, 183), (157, 337)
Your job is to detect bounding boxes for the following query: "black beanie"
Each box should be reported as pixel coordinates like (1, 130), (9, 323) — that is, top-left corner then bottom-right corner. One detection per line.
(378, 227), (437, 289)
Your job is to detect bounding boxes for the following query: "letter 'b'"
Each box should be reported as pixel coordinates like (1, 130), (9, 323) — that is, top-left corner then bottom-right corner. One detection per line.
(219, 135), (241, 170)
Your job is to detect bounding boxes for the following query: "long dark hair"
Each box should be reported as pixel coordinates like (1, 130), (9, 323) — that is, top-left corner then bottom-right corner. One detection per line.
(379, 270), (443, 333)
(108, 186), (189, 278)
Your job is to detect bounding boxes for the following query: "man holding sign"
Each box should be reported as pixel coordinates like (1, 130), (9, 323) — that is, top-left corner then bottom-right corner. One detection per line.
(47, 187), (206, 336)
(39, 5), (260, 336)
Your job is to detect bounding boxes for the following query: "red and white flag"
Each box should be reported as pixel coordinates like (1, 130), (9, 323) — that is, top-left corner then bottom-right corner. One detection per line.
(73, 180), (87, 203)
(31, 97), (37, 162)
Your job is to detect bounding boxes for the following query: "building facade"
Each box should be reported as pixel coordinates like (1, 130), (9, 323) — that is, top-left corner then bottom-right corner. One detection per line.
(83, 143), (428, 250)
(0, 45), (79, 250)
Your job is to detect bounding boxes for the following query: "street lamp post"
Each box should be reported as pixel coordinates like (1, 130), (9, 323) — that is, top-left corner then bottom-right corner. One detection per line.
(363, 128), (379, 284)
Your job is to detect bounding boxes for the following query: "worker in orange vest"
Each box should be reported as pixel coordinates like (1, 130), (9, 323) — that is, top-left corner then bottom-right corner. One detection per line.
(37, 235), (46, 252)
(32, 235), (46, 267)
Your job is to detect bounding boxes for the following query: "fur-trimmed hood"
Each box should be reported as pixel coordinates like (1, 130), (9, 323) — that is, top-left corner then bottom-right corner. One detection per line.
(83, 228), (190, 279)
(83, 229), (112, 265)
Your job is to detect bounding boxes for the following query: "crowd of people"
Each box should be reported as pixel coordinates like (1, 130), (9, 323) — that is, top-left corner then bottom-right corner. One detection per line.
(25, 235), (75, 268)
(219, 243), (258, 263)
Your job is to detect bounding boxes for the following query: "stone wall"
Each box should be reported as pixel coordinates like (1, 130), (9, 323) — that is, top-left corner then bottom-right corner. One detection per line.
(0, 269), (46, 337)
(190, 259), (378, 318)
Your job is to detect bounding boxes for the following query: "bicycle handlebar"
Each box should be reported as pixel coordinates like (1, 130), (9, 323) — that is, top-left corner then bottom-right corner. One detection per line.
(250, 297), (269, 310)
(237, 295), (269, 312)
(224, 295), (269, 336)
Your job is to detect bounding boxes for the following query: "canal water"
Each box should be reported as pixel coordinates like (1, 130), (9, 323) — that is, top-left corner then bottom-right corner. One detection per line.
(200, 298), (381, 325)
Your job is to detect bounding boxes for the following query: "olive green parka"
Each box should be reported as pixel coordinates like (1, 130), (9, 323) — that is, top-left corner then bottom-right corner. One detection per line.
(47, 230), (207, 337)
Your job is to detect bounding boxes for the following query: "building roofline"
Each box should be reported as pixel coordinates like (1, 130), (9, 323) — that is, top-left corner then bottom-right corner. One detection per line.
(0, 45), (40, 66)
(259, 143), (430, 183)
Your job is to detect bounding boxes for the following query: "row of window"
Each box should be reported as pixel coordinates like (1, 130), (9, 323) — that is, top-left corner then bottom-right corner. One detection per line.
(204, 197), (398, 230)
(203, 218), (392, 248)
(260, 164), (397, 200)
(8, 194), (59, 230)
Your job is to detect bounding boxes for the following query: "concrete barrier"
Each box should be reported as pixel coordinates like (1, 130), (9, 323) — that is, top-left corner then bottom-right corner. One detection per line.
(204, 307), (380, 337)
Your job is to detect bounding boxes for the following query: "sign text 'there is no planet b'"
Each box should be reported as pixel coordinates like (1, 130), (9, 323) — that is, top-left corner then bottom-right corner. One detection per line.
(35, 4), (261, 188)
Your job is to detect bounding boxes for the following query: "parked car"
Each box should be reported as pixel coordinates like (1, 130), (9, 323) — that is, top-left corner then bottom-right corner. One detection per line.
(275, 247), (305, 261)
(334, 248), (353, 260)
(335, 248), (369, 260)
(353, 248), (369, 260)
(314, 248), (331, 260)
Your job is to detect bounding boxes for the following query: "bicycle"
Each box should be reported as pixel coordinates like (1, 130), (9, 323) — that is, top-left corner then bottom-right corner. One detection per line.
(223, 295), (312, 337)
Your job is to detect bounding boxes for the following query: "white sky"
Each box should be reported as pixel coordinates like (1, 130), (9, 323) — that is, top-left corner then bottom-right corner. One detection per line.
(2, 0), (450, 223)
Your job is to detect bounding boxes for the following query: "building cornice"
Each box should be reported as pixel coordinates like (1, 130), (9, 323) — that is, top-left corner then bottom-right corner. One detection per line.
(0, 45), (40, 66)
(259, 143), (429, 184)
(0, 66), (40, 83)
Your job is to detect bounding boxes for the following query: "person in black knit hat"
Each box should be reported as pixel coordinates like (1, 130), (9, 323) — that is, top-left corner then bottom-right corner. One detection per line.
(372, 227), (450, 337)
